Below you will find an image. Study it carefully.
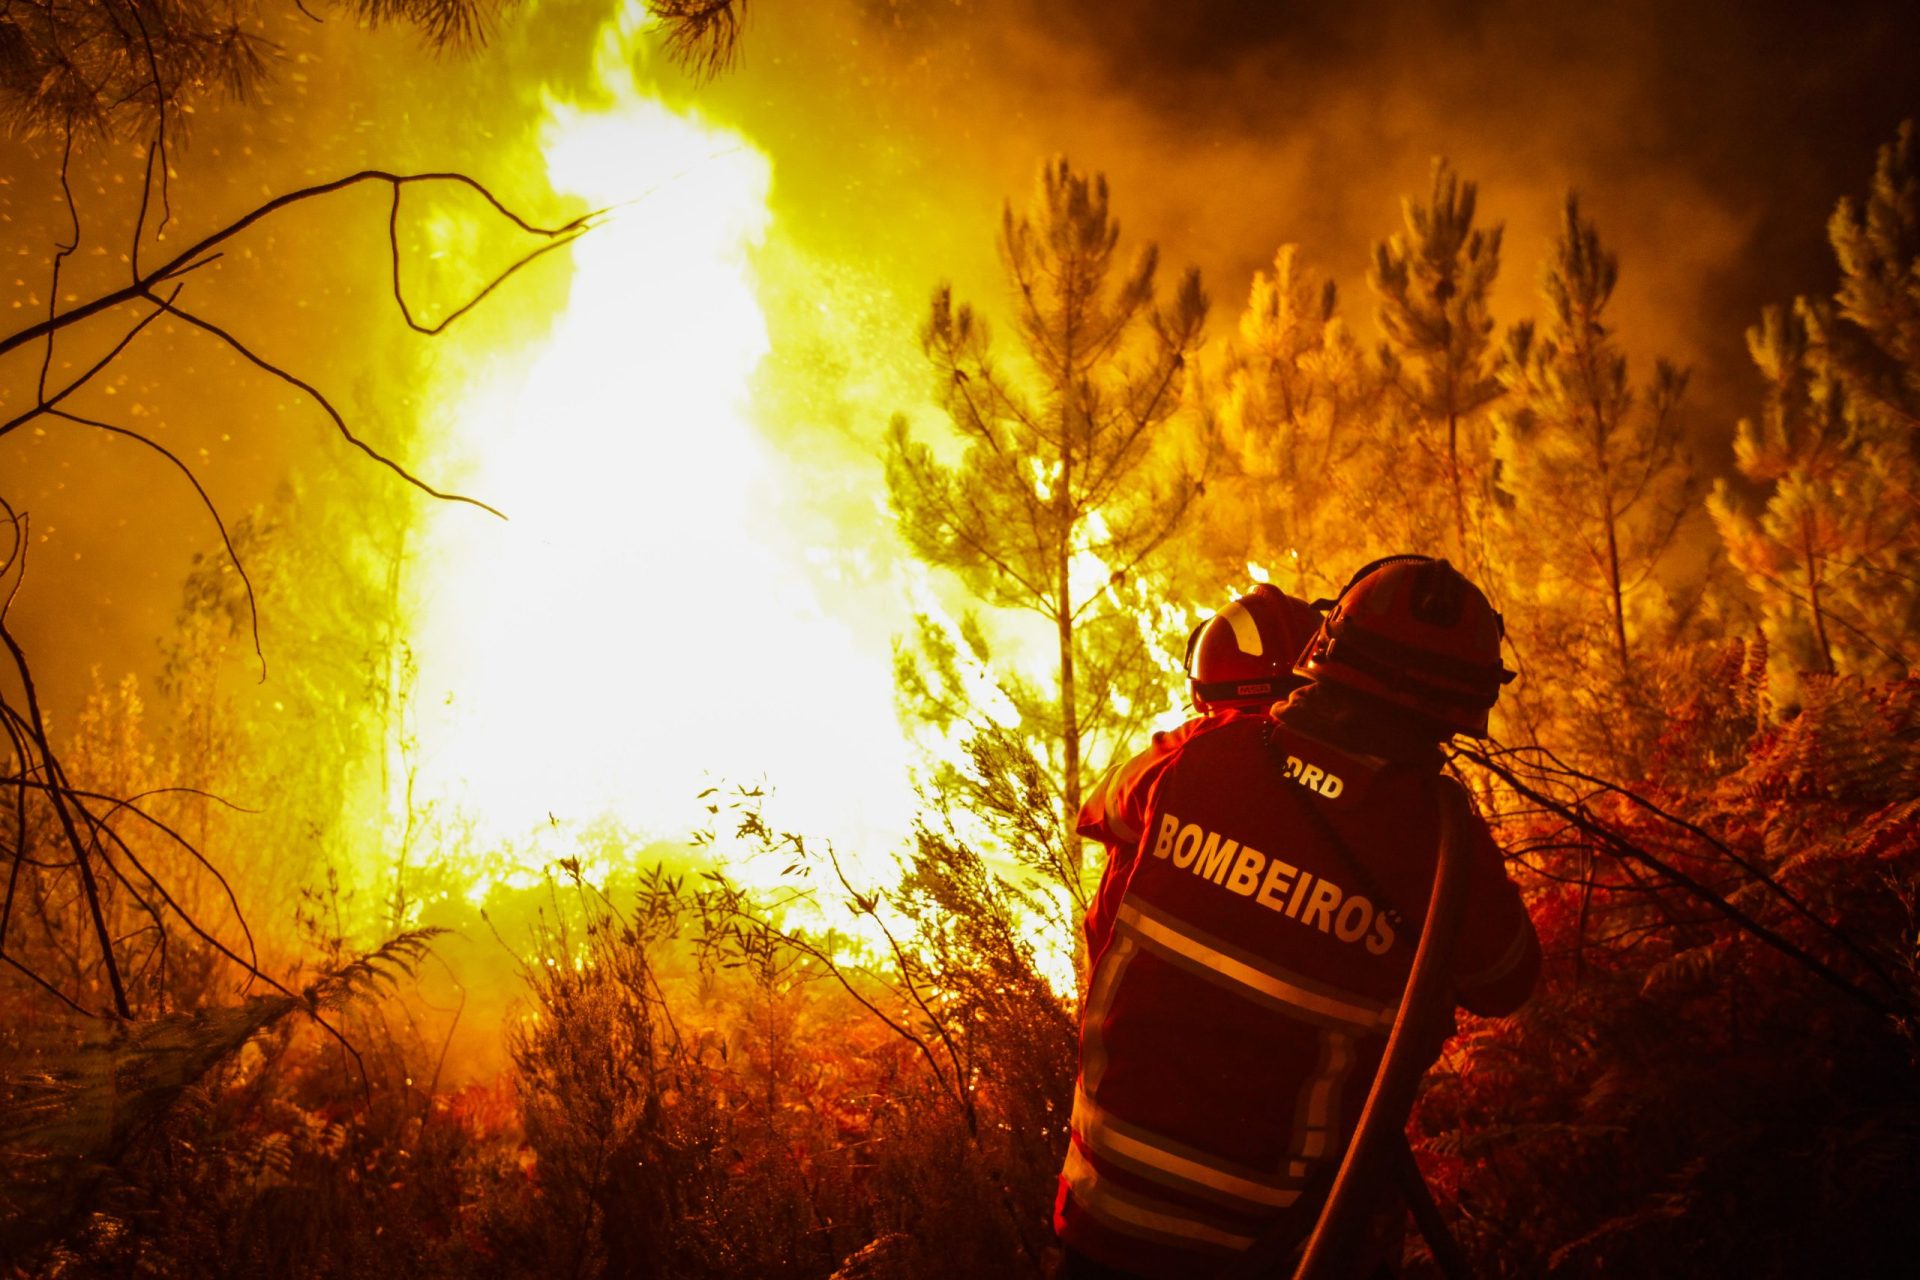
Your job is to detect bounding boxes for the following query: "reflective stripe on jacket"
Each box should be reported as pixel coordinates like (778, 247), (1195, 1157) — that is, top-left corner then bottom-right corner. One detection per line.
(1058, 711), (1538, 1278)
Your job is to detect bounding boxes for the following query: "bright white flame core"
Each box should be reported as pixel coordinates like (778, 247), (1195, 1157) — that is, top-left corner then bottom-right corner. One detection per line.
(405, 21), (913, 879)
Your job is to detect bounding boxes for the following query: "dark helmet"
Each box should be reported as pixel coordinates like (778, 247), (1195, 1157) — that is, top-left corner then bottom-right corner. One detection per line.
(1296, 555), (1515, 737)
(1184, 583), (1322, 711)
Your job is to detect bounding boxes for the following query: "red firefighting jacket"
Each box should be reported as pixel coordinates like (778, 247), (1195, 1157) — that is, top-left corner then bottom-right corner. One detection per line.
(1055, 708), (1539, 1278)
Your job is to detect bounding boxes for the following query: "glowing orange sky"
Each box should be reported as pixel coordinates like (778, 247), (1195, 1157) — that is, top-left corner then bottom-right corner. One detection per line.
(2, 0), (1913, 796)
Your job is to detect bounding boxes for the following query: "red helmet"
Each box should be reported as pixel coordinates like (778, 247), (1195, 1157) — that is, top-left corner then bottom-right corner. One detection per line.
(1185, 583), (1322, 710)
(1295, 555), (1515, 737)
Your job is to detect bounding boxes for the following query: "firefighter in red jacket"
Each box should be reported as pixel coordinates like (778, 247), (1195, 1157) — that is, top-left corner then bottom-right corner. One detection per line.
(1056, 556), (1541, 1280)
(1078, 582), (1324, 967)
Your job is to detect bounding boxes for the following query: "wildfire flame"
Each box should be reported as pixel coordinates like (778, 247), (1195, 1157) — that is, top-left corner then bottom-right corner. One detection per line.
(399, 3), (914, 899)
(360, 3), (1185, 1002)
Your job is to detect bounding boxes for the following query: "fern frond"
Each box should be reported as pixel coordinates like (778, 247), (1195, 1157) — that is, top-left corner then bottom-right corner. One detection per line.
(302, 927), (448, 1010)
(1639, 941), (1727, 999)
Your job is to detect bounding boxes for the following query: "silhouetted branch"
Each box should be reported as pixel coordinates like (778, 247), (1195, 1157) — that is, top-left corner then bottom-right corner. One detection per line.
(49, 406), (264, 677)
(2, 165), (596, 1024)
(123, 1), (174, 260)
(1476, 738), (1905, 992)
(145, 295), (509, 519)
(0, 169), (591, 367)
(653, 0), (750, 78)
(386, 182), (594, 335)
(75, 786), (264, 987)
(1456, 740), (1904, 1020)
(37, 119), (78, 406)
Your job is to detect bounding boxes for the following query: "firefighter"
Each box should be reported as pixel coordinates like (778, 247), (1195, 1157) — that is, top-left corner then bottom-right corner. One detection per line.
(1080, 582), (1324, 965)
(1057, 556), (1541, 1280)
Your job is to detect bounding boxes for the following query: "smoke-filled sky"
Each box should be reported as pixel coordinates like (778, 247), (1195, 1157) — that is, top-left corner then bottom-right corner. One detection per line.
(3, 0), (1916, 742)
(712, 0), (1920, 431)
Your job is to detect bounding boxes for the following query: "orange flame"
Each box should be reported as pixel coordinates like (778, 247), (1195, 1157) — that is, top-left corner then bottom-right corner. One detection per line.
(398, 2), (914, 902)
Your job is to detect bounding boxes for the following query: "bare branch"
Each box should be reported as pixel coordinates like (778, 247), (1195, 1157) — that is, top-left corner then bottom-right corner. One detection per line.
(145, 294), (508, 519)
(386, 181), (593, 336)
(49, 407), (265, 678)
(1, 170), (590, 364)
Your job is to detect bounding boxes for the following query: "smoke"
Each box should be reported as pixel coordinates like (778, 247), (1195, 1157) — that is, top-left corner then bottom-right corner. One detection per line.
(0, 0), (1911, 1077)
(0, 0), (1909, 800)
(698, 0), (1917, 457)
(6, 0), (1910, 711)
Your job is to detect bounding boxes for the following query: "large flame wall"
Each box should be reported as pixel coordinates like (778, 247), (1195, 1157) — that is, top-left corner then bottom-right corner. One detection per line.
(401, 5), (917, 894)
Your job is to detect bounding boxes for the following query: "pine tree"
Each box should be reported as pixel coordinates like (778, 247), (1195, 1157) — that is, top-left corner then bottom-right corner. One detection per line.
(886, 157), (1208, 906)
(1495, 196), (1694, 762)
(1368, 159), (1506, 570)
(1828, 121), (1920, 429)
(1711, 123), (1920, 692)
(1186, 246), (1378, 600)
(0, 0), (521, 140)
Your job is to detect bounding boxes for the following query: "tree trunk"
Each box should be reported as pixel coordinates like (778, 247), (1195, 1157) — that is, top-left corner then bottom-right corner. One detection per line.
(1058, 553), (1080, 879)
(1580, 322), (1631, 679)
(1604, 517), (1629, 676)
(1802, 511), (1837, 675)
(1600, 475), (1630, 677)
(1445, 406), (1469, 566)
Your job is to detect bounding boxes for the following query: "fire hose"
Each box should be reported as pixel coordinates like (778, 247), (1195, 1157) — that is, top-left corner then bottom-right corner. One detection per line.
(1220, 778), (1477, 1280)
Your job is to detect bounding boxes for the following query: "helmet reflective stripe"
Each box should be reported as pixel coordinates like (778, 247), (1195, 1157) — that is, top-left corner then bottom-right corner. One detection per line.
(1219, 599), (1263, 656)
(1186, 585), (1319, 710)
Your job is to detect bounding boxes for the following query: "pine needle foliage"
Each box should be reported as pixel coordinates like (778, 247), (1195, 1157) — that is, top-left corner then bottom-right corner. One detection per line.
(887, 157), (1209, 910)
(1420, 668), (1920, 1277)
(0, 0), (517, 142)
(1186, 245), (1380, 600)
(1369, 158), (1507, 569)
(1495, 194), (1697, 771)
(1711, 122), (1920, 699)
(0, 0), (744, 144)
(651, 0), (750, 78)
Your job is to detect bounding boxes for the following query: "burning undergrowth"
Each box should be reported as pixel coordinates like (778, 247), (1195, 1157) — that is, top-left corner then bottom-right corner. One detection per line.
(4, 1), (1920, 1276)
